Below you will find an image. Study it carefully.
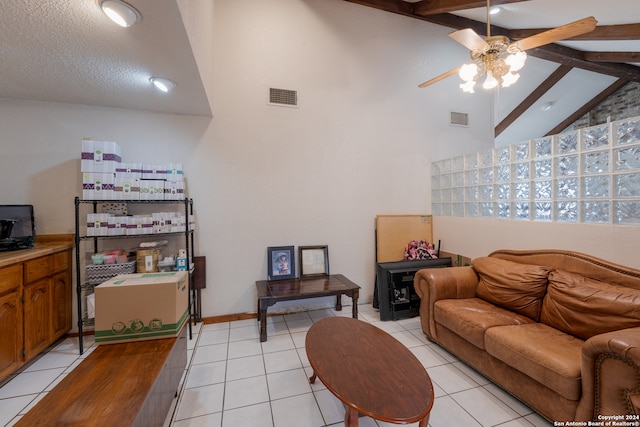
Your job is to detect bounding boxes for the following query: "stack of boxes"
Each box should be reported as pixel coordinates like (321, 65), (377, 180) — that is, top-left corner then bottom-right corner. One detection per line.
(81, 140), (185, 200)
(86, 211), (191, 237)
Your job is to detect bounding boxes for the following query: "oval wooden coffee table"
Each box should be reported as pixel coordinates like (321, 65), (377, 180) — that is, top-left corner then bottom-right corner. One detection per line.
(305, 317), (434, 426)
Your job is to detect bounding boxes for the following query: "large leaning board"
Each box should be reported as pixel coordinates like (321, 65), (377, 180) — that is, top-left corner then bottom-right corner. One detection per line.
(375, 215), (433, 262)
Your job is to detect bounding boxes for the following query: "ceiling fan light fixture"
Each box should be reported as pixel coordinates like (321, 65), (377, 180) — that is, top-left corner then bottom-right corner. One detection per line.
(505, 50), (527, 72)
(459, 63), (479, 82)
(460, 80), (476, 93)
(501, 72), (520, 88)
(482, 70), (498, 90)
(150, 77), (176, 93)
(99, 0), (141, 27)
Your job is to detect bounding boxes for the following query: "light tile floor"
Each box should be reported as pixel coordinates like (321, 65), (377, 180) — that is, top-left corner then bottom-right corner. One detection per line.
(1, 304), (554, 427)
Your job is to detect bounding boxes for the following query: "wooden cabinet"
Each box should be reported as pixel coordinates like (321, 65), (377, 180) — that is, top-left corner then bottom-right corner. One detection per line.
(0, 246), (73, 382)
(50, 250), (72, 340)
(51, 270), (72, 340)
(23, 278), (50, 359)
(0, 264), (23, 381)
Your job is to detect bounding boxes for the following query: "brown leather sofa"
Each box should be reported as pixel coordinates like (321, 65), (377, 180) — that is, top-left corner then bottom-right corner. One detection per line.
(414, 249), (640, 423)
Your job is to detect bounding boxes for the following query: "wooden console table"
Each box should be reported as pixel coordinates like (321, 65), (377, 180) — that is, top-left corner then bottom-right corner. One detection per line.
(15, 326), (187, 427)
(256, 274), (360, 342)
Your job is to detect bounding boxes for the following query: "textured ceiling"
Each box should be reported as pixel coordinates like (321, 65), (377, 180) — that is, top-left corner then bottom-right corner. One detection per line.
(0, 0), (211, 116)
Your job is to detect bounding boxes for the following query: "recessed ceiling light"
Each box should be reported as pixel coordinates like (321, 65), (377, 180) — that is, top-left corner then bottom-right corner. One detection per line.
(150, 77), (176, 93)
(99, 0), (142, 27)
(489, 6), (501, 15)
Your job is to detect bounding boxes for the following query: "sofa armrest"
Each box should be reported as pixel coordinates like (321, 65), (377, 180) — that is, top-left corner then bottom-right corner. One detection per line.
(576, 327), (640, 420)
(414, 266), (478, 341)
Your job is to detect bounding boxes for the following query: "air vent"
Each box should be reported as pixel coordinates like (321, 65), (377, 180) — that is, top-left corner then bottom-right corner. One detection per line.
(269, 88), (298, 107)
(450, 111), (469, 127)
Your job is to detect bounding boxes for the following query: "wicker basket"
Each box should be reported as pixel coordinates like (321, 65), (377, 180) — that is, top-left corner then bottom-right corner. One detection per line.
(86, 261), (136, 284)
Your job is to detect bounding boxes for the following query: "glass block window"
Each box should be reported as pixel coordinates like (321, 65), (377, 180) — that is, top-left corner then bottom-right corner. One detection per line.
(431, 116), (640, 226)
(495, 165), (510, 183)
(513, 202), (530, 220)
(480, 167), (493, 184)
(556, 155), (578, 176)
(615, 118), (640, 145)
(513, 141), (530, 162)
(615, 145), (640, 171)
(582, 125), (610, 150)
(465, 202), (479, 217)
(495, 147), (510, 164)
(465, 169), (478, 185)
(534, 202), (552, 221)
(534, 159), (552, 179)
(555, 132), (578, 154)
(534, 137), (552, 158)
(582, 150), (609, 174)
(513, 162), (529, 181)
(465, 153), (478, 169)
(615, 201), (640, 224)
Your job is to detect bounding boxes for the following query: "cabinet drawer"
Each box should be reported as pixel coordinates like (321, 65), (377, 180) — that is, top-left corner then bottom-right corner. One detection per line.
(52, 250), (70, 274)
(0, 264), (22, 295)
(25, 256), (52, 284)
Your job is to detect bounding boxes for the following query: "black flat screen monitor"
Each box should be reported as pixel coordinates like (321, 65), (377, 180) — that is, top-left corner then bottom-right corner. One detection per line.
(0, 204), (35, 250)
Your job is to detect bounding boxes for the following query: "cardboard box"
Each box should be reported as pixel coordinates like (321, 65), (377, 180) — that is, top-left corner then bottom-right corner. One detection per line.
(95, 271), (188, 345)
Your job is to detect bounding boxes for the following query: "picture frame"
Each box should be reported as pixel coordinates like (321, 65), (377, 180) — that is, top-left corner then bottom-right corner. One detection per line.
(299, 245), (330, 278)
(267, 246), (296, 281)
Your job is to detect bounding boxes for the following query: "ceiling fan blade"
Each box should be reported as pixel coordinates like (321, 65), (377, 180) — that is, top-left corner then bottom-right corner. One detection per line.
(449, 29), (488, 51)
(418, 66), (461, 88)
(512, 16), (598, 51)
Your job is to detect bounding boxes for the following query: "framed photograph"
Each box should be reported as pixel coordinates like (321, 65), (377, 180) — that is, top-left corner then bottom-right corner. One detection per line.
(267, 246), (295, 280)
(299, 245), (330, 278)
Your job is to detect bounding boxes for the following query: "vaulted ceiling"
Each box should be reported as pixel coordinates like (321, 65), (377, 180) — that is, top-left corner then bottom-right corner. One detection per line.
(345, 0), (640, 142)
(1, 0), (638, 145)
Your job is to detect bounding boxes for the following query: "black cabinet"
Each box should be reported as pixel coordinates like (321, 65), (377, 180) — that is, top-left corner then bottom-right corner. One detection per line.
(376, 258), (451, 321)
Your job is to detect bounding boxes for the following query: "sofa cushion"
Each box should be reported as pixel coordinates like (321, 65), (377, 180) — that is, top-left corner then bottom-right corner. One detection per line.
(540, 269), (640, 340)
(472, 257), (551, 320)
(434, 298), (534, 349)
(485, 323), (583, 401)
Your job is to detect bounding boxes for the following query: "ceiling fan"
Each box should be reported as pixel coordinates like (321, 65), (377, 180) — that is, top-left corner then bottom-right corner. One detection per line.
(418, 0), (598, 93)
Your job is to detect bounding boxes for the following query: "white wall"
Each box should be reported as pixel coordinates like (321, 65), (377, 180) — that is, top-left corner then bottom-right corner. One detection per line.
(12, 0), (638, 325)
(0, 0), (495, 325)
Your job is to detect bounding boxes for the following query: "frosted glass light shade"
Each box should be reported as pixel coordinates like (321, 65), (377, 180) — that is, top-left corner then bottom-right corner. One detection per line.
(459, 63), (478, 82)
(460, 80), (476, 93)
(482, 70), (498, 89)
(506, 51), (527, 72)
(501, 72), (520, 87)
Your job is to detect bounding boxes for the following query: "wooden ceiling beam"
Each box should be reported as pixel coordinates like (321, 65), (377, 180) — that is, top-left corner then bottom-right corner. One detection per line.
(511, 23), (640, 41)
(412, 0), (529, 16)
(495, 65), (572, 137)
(544, 79), (630, 136)
(526, 43), (640, 82)
(582, 51), (640, 63)
(343, 0), (415, 16)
